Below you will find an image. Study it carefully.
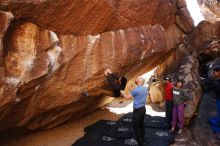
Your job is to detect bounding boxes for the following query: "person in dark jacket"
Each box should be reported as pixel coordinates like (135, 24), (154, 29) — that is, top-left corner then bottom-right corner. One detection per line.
(104, 69), (127, 97)
(209, 67), (220, 139)
(171, 80), (190, 134)
(164, 77), (173, 124)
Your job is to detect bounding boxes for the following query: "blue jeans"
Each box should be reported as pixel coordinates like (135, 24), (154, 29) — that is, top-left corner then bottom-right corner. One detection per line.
(209, 99), (220, 133)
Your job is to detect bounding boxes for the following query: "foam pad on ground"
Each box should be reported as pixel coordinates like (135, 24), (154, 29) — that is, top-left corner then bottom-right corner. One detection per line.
(109, 122), (133, 139)
(116, 138), (139, 146)
(72, 133), (118, 146)
(145, 128), (175, 143)
(144, 115), (170, 129)
(84, 120), (133, 139)
(84, 120), (117, 133)
(119, 114), (170, 129)
(146, 139), (170, 146)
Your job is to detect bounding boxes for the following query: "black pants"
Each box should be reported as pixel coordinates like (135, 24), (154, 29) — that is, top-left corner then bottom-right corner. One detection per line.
(166, 100), (173, 124)
(132, 106), (146, 146)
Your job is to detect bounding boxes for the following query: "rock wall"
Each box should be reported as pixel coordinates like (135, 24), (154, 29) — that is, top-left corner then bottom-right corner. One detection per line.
(198, 0), (220, 22)
(0, 0), (177, 35)
(187, 21), (220, 57)
(0, 0), (202, 132)
(156, 20), (220, 125)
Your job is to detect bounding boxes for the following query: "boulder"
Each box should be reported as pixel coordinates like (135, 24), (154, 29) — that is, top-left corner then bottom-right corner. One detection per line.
(176, 8), (194, 33)
(187, 21), (220, 57)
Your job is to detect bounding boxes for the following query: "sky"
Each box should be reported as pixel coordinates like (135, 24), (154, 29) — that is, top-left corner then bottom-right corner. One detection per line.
(185, 0), (205, 26)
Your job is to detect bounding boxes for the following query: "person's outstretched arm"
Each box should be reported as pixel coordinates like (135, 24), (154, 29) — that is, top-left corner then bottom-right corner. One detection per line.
(120, 90), (133, 99)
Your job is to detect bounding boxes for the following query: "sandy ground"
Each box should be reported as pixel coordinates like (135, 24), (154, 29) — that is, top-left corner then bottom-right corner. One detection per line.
(1, 98), (165, 146)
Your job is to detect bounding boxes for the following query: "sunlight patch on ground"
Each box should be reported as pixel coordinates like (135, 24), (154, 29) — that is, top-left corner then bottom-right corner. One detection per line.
(106, 100), (165, 117)
(186, 0), (205, 26)
(107, 102), (133, 114)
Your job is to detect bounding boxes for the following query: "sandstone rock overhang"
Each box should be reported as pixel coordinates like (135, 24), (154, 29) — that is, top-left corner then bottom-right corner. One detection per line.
(0, 0), (209, 133)
(1, 0), (177, 35)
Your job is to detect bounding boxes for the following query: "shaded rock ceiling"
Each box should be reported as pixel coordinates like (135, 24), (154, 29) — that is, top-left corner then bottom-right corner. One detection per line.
(1, 0), (177, 35)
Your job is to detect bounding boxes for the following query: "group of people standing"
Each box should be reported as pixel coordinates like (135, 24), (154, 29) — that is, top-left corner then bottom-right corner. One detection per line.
(104, 69), (191, 146)
(164, 78), (191, 134)
(104, 70), (192, 146)
(104, 67), (220, 145)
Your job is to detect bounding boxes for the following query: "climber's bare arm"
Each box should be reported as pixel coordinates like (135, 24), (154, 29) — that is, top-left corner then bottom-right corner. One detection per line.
(120, 90), (132, 99)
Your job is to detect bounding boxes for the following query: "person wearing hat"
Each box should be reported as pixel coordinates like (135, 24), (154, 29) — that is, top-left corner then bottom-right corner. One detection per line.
(164, 77), (173, 124)
(209, 67), (220, 139)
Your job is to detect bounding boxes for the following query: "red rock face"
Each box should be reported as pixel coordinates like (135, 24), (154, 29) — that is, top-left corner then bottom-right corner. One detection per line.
(1, 0), (176, 35)
(0, 22), (184, 131)
(0, 0), (199, 132)
(197, 0), (220, 22)
(0, 10), (13, 64)
(187, 21), (220, 57)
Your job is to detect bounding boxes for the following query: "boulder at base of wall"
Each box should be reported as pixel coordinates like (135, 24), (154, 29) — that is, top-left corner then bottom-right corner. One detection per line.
(147, 81), (165, 107)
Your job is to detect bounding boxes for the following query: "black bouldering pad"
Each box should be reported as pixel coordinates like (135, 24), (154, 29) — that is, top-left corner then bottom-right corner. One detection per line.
(116, 138), (139, 146)
(146, 139), (170, 146)
(84, 120), (117, 133)
(109, 122), (133, 139)
(119, 114), (170, 129)
(84, 120), (133, 139)
(144, 115), (170, 129)
(72, 133), (117, 146)
(74, 114), (174, 146)
(145, 128), (175, 143)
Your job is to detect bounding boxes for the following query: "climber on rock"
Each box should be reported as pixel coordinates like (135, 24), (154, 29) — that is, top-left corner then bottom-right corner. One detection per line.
(209, 67), (220, 139)
(104, 69), (127, 97)
(164, 77), (173, 124)
(120, 76), (148, 146)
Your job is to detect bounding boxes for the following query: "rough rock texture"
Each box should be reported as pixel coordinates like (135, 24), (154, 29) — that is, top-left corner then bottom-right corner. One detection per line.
(173, 53), (202, 124)
(0, 21), (185, 131)
(156, 44), (202, 125)
(0, 0), (177, 35)
(0, 22), (62, 130)
(176, 7), (194, 33)
(0, 0), (198, 132)
(0, 10), (13, 64)
(148, 81), (165, 104)
(155, 19), (220, 128)
(187, 21), (220, 58)
(198, 0), (220, 22)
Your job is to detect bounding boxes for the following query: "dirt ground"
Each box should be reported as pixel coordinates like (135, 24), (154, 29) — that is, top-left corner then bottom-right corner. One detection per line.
(1, 98), (165, 146)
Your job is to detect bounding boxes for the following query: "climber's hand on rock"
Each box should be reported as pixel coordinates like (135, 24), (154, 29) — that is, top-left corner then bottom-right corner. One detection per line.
(120, 90), (125, 95)
(104, 69), (112, 76)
